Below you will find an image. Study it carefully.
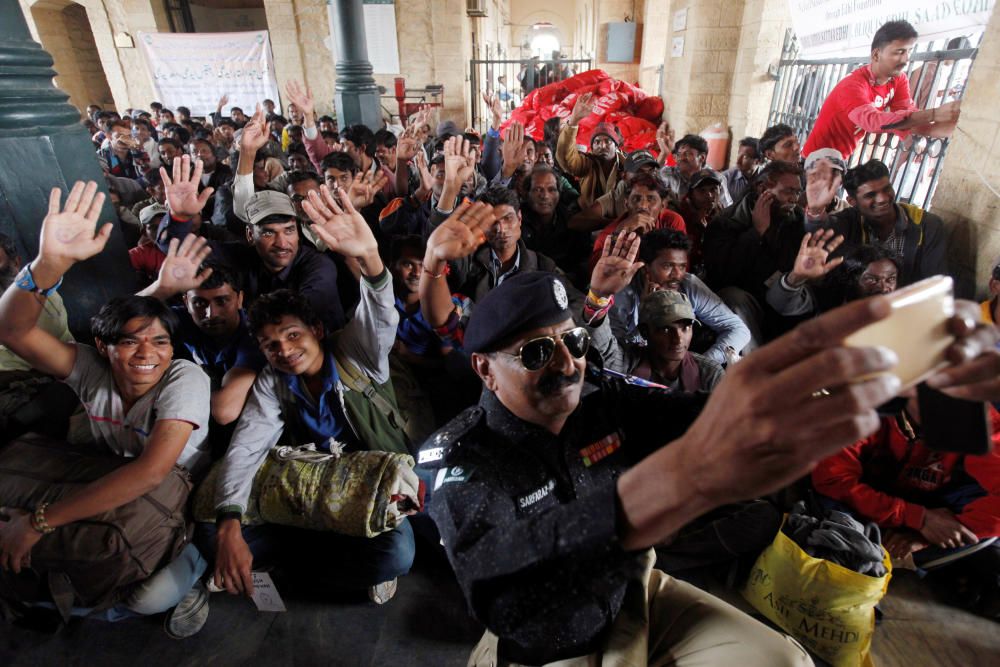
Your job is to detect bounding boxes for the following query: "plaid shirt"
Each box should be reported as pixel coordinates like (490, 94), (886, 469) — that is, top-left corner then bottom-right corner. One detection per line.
(863, 206), (907, 259)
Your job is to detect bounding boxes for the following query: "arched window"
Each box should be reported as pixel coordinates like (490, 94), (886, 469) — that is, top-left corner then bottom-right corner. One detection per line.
(529, 25), (561, 59)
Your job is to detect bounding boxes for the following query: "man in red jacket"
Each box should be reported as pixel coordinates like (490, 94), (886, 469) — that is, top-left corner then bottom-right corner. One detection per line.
(812, 396), (1000, 616)
(802, 20), (961, 159)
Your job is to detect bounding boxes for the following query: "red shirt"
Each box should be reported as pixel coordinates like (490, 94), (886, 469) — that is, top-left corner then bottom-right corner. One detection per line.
(129, 244), (165, 281)
(802, 64), (917, 159)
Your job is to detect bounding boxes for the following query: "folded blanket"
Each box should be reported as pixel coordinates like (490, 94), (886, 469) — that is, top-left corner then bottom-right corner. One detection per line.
(193, 448), (421, 537)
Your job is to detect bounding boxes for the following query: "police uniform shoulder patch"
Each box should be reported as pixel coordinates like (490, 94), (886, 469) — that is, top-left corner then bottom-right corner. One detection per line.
(434, 464), (474, 490)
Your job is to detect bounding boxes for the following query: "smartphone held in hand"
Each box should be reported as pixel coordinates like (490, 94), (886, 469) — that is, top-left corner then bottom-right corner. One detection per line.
(844, 275), (955, 389)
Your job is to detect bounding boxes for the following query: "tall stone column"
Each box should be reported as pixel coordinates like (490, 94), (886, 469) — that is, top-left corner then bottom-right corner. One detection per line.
(326, 0), (382, 128)
(0, 0), (137, 334)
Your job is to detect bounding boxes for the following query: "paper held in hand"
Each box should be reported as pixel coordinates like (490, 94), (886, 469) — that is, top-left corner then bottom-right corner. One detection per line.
(251, 572), (287, 612)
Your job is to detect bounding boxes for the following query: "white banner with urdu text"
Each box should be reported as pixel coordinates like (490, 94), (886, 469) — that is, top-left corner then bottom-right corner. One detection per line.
(787, 0), (996, 57)
(137, 30), (280, 117)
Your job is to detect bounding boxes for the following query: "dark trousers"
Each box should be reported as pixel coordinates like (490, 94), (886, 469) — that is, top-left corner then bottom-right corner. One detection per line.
(194, 519), (415, 588)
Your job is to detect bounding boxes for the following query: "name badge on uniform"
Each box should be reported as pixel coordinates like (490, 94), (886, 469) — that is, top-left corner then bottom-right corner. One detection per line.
(579, 433), (621, 467)
(418, 447), (444, 464)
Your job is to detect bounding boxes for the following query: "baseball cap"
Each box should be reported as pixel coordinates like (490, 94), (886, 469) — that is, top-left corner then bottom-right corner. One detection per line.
(688, 168), (724, 191)
(245, 190), (296, 226)
(464, 272), (573, 354)
(639, 290), (698, 328)
(804, 148), (847, 173)
(138, 203), (168, 227)
(624, 150), (658, 173)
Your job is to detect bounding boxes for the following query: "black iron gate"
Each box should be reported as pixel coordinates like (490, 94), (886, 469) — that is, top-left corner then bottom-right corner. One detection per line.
(767, 29), (982, 210)
(469, 53), (592, 134)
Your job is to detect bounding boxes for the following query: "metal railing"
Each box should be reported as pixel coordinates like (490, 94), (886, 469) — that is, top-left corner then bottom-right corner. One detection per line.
(469, 56), (592, 134)
(766, 29), (982, 210)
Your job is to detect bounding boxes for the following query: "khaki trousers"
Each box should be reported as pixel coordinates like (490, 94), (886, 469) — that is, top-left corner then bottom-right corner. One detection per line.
(468, 550), (812, 667)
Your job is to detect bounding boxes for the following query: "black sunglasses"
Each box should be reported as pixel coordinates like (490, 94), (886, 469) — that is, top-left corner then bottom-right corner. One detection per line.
(498, 327), (591, 371)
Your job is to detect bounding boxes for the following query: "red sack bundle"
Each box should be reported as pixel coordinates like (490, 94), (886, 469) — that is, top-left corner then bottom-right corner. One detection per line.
(563, 69), (610, 92)
(499, 69), (665, 150)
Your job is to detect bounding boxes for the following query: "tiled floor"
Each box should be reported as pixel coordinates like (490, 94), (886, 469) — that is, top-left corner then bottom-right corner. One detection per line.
(2, 555), (997, 666)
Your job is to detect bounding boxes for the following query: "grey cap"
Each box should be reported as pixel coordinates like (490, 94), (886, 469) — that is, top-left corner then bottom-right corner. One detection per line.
(804, 148), (847, 173)
(138, 203), (168, 227)
(639, 290), (698, 328)
(245, 190), (297, 226)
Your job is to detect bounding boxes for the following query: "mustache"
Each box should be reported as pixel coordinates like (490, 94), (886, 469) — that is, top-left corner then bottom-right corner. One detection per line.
(538, 370), (582, 396)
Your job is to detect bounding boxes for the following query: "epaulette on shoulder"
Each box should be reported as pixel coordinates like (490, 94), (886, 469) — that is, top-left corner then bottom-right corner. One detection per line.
(416, 406), (485, 466)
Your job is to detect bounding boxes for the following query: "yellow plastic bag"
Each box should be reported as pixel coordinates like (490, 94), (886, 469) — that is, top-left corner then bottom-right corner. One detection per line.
(741, 518), (892, 667)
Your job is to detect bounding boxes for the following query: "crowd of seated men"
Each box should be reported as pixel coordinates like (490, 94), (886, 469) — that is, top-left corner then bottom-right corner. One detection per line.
(1, 35), (998, 654)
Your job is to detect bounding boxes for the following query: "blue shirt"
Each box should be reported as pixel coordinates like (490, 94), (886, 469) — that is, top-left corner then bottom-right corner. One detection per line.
(173, 308), (266, 386)
(281, 348), (357, 450)
(395, 298), (443, 357)
(395, 296), (469, 356)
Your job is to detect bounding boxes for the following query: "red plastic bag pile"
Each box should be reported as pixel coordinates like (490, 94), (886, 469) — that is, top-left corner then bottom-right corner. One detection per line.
(501, 69), (664, 154)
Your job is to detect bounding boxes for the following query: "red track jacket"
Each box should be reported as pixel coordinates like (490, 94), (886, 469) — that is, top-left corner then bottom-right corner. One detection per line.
(812, 408), (1000, 539)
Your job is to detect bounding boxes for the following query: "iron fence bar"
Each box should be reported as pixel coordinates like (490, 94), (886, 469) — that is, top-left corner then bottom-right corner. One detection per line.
(776, 47), (978, 67)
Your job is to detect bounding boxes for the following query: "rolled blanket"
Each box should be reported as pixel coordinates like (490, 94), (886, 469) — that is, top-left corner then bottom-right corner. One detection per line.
(193, 449), (420, 537)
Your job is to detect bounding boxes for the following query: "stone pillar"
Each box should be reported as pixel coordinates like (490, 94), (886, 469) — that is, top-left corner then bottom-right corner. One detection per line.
(326, 0), (381, 128)
(725, 0), (792, 161)
(662, 0), (744, 137)
(924, 3), (1000, 299)
(0, 0), (137, 333)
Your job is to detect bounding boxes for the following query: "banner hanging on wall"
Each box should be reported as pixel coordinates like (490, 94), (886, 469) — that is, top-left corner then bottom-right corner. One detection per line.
(137, 30), (280, 117)
(788, 0), (996, 58)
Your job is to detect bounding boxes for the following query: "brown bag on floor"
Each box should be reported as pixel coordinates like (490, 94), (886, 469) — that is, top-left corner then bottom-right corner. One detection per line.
(0, 433), (192, 619)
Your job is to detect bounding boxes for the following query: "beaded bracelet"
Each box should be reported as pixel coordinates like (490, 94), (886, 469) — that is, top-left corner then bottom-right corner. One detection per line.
(31, 502), (55, 535)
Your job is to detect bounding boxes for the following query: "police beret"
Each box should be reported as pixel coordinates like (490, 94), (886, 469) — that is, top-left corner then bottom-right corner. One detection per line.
(464, 272), (573, 354)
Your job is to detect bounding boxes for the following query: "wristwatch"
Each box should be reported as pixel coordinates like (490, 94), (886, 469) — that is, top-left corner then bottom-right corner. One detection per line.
(14, 264), (62, 296)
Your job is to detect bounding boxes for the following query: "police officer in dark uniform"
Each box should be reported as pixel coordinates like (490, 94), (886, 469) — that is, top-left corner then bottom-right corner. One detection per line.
(417, 229), (921, 667)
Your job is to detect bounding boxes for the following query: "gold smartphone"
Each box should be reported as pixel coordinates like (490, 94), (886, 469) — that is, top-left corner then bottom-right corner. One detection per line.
(843, 275), (955, 389)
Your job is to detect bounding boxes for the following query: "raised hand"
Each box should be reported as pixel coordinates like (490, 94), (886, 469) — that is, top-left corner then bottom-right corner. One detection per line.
(217, 93), (229, 111)
(284, 80), (315, 124)
(805, 157), (842, 216)
(346, 170), (388, 209)
(569, 92), (595, 126)
(656, 121), (675, 155)
(396, 129), (420, 164)
(37, 181), (112, 272)
(239, 104), (270, 155)
(302, 185), (381, 272)
(153, 234), (214, 297)
(425, 200), (495, 264)
(786, 229), (845, 287)
(591, 231), (644, 298)
(413, 150), (435, 201)
(444, 136), (476, 190)
(483, 92), (502, 129)
(161, 154), (214, 219)
(501, 122), (530, 178)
